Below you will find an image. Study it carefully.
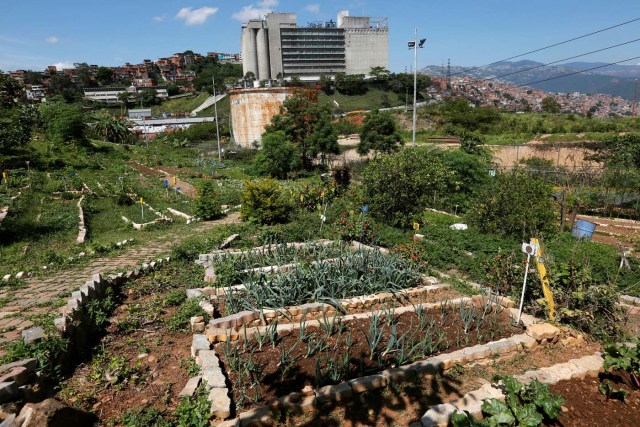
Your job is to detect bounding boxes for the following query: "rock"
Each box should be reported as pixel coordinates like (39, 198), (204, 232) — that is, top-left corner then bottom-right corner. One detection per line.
(0, 382), (18, 404)
(527, 323), (560, 341)
(147, 355), (157, 363)
(22, 327), (46, 345)
(208, 388), (231, 419)
(178, 376), (202, 398)
(0, 359), (37, 376)
(421, 403), (458, 427)
(0, 367), (29, 386)
(348, 374), (387, 393)
(191, 335), (210, 357)
(16, 398), (97, 427)
(315, 382), (352, 403)
(219, 234), (239, 249)
(186, 289), (205, 300)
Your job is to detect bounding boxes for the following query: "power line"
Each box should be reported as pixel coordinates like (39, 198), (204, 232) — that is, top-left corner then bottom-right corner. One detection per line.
(486, 37), (640, 81)
(515, 55), (640, 88)
(450, 16), (640, 77)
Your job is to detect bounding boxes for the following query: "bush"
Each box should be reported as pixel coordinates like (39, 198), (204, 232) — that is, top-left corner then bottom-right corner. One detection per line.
(253, 131), (301, 179)
(240, 179), (292, 225)
(362, 147), (452, 227)
(466, 170), (557, 239)
(194, 180), (222, 220)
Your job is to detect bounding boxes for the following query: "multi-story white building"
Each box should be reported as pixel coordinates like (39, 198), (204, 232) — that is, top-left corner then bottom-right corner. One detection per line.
(83, 86), (168, 103)
(241, 11), (388, 81)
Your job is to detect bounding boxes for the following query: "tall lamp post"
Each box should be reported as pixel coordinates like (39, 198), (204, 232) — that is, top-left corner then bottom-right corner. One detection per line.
(213, 76), (221, 161)
(408, 30), (426, 147)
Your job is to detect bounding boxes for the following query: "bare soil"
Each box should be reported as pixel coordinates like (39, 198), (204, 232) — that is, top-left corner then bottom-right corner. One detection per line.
(548, 372), (640, 427)
(56, 292), (194, 425)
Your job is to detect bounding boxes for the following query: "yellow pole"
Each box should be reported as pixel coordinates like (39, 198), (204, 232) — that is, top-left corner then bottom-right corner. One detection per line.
(531, 238), (555, 320)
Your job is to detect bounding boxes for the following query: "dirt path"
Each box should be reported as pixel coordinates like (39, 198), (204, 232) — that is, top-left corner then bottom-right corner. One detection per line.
(0, 212), (241, 351)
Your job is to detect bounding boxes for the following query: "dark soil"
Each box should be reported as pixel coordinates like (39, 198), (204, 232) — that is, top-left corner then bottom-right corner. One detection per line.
(217, 306), (523, 411)
(280, 340), (602, 426)
(548, 371), (640, 427)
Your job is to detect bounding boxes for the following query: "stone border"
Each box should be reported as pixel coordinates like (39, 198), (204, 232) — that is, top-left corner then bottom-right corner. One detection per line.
(0, 256), (170, 410)
(76, 195), (87, 244)
(420, 353), (604, 427)
(166, 207), (201, 224)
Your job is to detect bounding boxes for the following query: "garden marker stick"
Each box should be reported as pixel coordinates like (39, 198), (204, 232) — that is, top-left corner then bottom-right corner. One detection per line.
(140, 197), (144, 221)
(517, 242), (534, 325)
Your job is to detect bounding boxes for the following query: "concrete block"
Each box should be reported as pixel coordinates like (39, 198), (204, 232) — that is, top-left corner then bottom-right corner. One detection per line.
(21, 327), (46, 345)
(191, 334), (210, 357)
(202, 368), (226, 388)
(315, 382), (352, 403)
(54, 317), (68, 333)
(526, 323), (560, 342)
(0, 368), (29, 387)
(208, 387), (231, 419)
(510, 333), (538, 349)
(178, 376), (202, 398)
(408, 359), (443, 375)
(421, 403), (457, 427)
(0, 359), (37, 376)
(186, 289), (205, 300)
(381, 366), (417, 384)
(196, 350), (220, 369)
(568, 354), (603, 378)
(239, 406), (274, 426)
(348, 374), (387, 393)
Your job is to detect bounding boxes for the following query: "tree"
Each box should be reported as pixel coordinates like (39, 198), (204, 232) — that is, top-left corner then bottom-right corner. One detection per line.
(541, 96), (561, 113)
(96, 66), (114, 86)
(253, 131), (301, 179)
(23, 71), (43, 86)
(466, 170), (557, 239)
(362, 147), (452, 227)
(91, 115), (133, 144)
(194, 181), (222, 220)
(459, 131), (485, 155)
(264, 90), (331, 170)
(369, 66), (390, 81)
(307, 112), (339, 165)
(357, 110), (404, 155)
(335, 73), (366, 95)
(319, 74), (334, 95)
(243, 72), (256, 86)
(0, 75), (34, 152)
(39, 102), (87, 145)
(166, 83), (180, 96)
(139, 88), (159, 106)
(74, 62), (96, 87)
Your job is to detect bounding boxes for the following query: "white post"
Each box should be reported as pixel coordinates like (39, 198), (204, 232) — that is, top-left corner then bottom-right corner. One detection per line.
(213, 76), (221, 161)
(517, 253), (532, 325)
(141, 202), (144, 221)
(412, 28), (418, 147)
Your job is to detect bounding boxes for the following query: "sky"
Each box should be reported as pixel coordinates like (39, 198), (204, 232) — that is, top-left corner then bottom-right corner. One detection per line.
(2, 0), (640, 73)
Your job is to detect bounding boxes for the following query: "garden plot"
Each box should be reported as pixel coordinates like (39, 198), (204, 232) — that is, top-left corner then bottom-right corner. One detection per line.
(188, 241), (562, 421)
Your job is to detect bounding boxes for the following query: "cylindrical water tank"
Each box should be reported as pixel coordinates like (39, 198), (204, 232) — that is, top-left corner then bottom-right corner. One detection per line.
(256, 28), (270, 81)
(241, 27), (258, 78)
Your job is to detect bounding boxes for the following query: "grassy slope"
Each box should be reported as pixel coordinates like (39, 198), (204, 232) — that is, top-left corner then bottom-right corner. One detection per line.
(318, 88), (405, 111)
(151, 93), (210, 116)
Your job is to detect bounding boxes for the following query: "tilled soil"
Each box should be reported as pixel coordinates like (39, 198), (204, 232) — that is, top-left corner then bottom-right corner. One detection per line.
(548, 372), (640, 427)
(282, 341), (602, 426)
(217, 307), (523, 412)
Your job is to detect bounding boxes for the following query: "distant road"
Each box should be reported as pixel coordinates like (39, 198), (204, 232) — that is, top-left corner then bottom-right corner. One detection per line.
(191, 93), (227, 116)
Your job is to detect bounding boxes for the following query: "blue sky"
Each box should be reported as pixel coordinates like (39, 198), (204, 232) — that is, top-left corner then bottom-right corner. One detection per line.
(2, 0), (640, 72)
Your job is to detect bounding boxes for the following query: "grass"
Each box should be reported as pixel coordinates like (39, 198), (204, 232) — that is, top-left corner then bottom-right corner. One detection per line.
(150, 93), (210, 117)
(318, 88), (405, 112)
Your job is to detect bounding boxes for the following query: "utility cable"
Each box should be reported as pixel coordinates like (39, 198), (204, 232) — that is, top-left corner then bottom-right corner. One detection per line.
(485, 37), (640, 81)
(449, 16), (640, 77)
(515, 55), (640, 87)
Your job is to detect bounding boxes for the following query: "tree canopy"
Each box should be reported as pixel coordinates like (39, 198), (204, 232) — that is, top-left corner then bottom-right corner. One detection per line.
(357, 110), (404, 155)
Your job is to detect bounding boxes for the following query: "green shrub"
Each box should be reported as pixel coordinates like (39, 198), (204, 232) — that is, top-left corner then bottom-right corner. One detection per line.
(240, 179), (292, 225)
(253, 130), (302, 178)
(466, 170), (557, 239)
(194, 180), (222, 220)
(362, 147), (452, 227)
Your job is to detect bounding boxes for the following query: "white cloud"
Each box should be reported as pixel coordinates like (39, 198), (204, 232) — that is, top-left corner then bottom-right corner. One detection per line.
(153, 14), (167, 22)
(45, 36), (59, 44)
(305, 4), (320, 13)
(175, 7), (218, 26)
(232, 1), (279, 22)
(259, 0), (279, 7)
(53, 61), (74, 70)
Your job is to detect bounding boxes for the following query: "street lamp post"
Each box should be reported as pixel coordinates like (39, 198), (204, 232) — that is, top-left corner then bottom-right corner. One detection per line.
(213, 76), (221, 161)
(408, 30), (426, 147)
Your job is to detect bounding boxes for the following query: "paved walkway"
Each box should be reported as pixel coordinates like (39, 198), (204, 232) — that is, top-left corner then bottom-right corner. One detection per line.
(0, 212), (241, 349)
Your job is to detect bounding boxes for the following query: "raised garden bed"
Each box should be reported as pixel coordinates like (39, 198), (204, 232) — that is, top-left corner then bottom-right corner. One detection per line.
(216, 302), (523, 412)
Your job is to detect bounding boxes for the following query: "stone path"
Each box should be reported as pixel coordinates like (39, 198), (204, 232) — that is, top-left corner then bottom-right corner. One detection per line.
(0, 212), (241, 350)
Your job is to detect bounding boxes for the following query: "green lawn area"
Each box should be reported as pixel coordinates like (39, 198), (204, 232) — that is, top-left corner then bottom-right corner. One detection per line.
(318, 88), (405, 112)
(151, 93), (210, 116)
